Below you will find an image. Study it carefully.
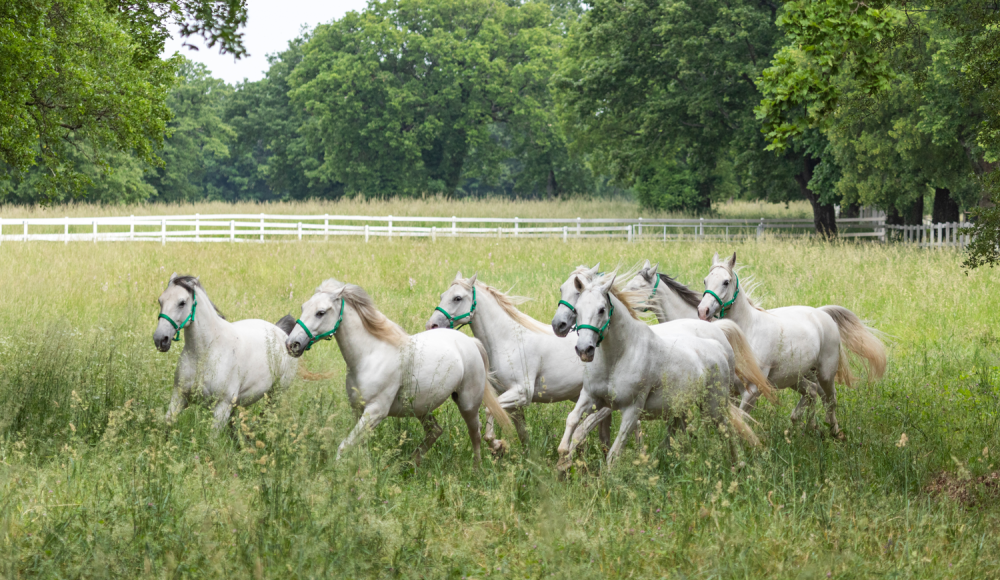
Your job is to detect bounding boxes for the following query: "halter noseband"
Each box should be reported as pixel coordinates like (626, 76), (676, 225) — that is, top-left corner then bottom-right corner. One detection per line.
(576, 297), (615, 347)
(158, 289), (197, 342)
(703, 269), (739, 319)
(296, 296), (345, 350)
(435, 286), (476, 329)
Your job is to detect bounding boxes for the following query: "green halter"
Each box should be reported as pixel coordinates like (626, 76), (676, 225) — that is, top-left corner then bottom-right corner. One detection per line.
(435, 286), (476, 329)
(703, 272), (739, 319)
(296, 297), (344, 351)
(158, 291), (197, 342)
(649, 275), (661, 298)
(557, 299), (577, 331)
(576, 299), (615, 346)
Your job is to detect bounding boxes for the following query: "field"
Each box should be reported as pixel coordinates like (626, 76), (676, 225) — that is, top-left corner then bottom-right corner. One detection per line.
(1, 200), (999, 579)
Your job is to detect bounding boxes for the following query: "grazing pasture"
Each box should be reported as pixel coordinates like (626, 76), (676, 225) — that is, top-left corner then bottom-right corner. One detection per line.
(0, 222), (998, 578)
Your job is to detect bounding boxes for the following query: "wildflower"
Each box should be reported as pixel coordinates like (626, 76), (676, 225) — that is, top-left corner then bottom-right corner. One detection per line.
(728, 481), (739, 493)
(984, 446), (990, 459)
(896, 433), (908, 448)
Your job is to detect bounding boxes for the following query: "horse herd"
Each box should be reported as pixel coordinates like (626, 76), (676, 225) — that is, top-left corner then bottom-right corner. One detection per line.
(153, 252), (887, 469)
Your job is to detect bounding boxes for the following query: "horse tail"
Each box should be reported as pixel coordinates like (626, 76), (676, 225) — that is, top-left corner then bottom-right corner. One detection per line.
(820, 305), (887, 385)
(275, 314), (297, 336)
(473, 339), (512, 430)
(715, 320), (777, 404)
(727, 404), (761, 448)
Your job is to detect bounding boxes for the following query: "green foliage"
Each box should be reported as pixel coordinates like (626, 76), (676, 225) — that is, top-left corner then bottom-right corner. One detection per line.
(288, 0), (565, 197)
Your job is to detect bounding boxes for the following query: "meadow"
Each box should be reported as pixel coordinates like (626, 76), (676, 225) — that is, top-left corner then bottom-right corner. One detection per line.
(0, 200), (998, 579)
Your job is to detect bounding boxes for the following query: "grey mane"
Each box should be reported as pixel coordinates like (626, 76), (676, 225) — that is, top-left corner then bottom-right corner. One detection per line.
(657, 273), (702, 309)
(171, 275), (226, 320)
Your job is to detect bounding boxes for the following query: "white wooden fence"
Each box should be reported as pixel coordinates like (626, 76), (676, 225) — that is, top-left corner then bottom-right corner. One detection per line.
(0, 213), (970, 247)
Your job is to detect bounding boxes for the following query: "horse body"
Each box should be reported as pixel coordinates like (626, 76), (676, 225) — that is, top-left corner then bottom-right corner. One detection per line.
(555, 274), (756, 468)
(155, 276), (297, 429)
(698, 253), (886, 436)
(426, 274), (606, 449)
(287, 278), (510, 465)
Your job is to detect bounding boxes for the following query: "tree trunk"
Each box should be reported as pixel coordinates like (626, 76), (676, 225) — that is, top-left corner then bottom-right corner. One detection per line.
(904, 195), (924, 225)
(932, 187), (960, 223)
(794, 155), (837, 237)
(547, 168), (558, 199)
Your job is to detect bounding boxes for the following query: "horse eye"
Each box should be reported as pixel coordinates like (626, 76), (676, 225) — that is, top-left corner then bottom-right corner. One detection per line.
(723, 280), (729, 286)
(317, 310), (326, 317)
(599, 308), (605, 315)
(179, 301), (186, 307)
(453, 296), (462, 302)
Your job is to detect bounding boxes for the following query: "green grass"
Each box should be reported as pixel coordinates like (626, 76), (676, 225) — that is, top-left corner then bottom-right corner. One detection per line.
(1, 225), (999, 578)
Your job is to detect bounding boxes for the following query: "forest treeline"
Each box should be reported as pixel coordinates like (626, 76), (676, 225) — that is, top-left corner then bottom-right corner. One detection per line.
(3, 0), (1000, 253)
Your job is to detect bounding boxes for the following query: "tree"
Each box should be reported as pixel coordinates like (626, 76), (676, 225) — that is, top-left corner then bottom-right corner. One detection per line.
(287, 0), (563, 197)
(143, 58), (234, 202)
(0, 0), (248, 201)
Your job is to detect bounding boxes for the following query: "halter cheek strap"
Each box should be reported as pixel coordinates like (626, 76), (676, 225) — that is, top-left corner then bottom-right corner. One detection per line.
(576, 299), (615, 346)
(296, 297), (344, 351)
(158, 291), (197, 342)
(703, 272), (739, 319)
(435, 286), (476, 329)
(556, 299), (577, 331)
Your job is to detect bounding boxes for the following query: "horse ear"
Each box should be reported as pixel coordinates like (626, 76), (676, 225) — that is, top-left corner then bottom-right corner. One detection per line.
(650, 263), (659, 277)
(711, 253), (720, 265)
(168, 272), (178, 284)
(573, 276), (585, 292)
(455, 271), (463, 281)
(726, 252), (737, 269)
(599, 274), (617, 294)
(589, 263), (600, 276)
(468, 273), (478, 286)
(643, 259), (651, 269)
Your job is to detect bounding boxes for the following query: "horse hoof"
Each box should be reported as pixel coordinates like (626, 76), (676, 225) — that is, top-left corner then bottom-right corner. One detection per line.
(490, 439), (509, 457)
(833, 430), (846, 441)
(555, 455), (573, 472)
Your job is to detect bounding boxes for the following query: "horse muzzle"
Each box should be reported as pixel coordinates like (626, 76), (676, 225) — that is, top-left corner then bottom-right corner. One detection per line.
(284, 337), (305, 358)
(153, 334), (172, 352)
(575, 343), (595, 362)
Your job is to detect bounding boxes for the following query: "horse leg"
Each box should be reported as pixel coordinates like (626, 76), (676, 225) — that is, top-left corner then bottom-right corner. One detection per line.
(511, 407), (529, 447)
(459, 407), (483, 466)
(568, 407), (613, 456)
(606, 406), (642, 468)
(165, 388), (189, 425)
(818, 375), (843, 439)
(337, 405), (389, 460)
(413, 414), (444, 467)
(557, 391), (598, 471)
(211, 399), (234, 431)
(789, 379), (821, 430)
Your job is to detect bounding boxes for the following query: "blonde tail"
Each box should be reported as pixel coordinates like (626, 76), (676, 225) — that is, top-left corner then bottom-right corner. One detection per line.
(715, 320), (777, 404)
(820, 305), (887, 385)
(474, 339), (512, 429)
(728, 404), (761, 448)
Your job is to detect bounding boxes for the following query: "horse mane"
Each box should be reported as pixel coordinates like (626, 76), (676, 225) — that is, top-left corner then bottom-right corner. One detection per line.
(455, 279), (552, 335)
(171, 275), (226, 319)
(591, 271), (644, 320)
(316, 278), (409, 347)
(657, 273), (702, 310)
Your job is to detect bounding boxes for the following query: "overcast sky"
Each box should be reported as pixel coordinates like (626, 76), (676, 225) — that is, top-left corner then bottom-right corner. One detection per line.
(162, 0), (368, 86)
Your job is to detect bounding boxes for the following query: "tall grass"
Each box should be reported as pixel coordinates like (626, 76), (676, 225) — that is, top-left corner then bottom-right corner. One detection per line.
(0, 230), (998, 578)
(0, 197), (815, 220)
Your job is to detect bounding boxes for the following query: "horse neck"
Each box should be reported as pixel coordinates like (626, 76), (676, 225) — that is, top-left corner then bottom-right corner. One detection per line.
(468, 288), (518, 346)
(653, 285), (699, 322)
(333, 303), (394, 369)
(182, 286), (226, 349)
(725, 285), (759, 329)
(601, 294), (647, 361)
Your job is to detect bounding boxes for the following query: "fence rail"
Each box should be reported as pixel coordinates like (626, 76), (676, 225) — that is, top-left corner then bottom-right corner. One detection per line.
(0, 213), (971, 248)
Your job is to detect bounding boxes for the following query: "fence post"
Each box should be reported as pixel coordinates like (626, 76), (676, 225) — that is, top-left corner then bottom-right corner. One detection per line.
(93, 220), (97, 243)
(161, 218), (166, 246)
(130, 215), (135, 241)
(514, 217), (519, 237)
(638, 217), (643, 238)
(324, 215), (329, 241)
(260, 214), (265, 242)
(699, 217), (704, 239)
(298, 221), (302, 241)
(388, 215), (393, 240)
(563, 226), (568, 243)
(365, 224), (370, 243)
(230, 220), (235, 243)
(577, 217), (581, 238)
(756, 218), (764, 240)
(452, 216), (457, 237)
(24, 220), (28, 242)
(65, 217), (69, 244)
(432, 226), (436, 242)
(498, 226), (502, 239)
(663, 226), (667, 243)
(195, 213), (200, 241)
(628, 224), (633, 243)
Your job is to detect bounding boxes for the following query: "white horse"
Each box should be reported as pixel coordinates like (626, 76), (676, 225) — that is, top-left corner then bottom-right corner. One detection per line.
(154, 274), (298, 429)
(285, 278), (511, 465)
(425, 272), (613, 452)
(555, 272), (759, 468)
(553, 264), (775, 410)
(697, 252), (887, 437)
(621, 260), (775, 410)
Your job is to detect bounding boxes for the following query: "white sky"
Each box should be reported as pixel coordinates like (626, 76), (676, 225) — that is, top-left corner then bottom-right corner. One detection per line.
(162, 0), (368, 86)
